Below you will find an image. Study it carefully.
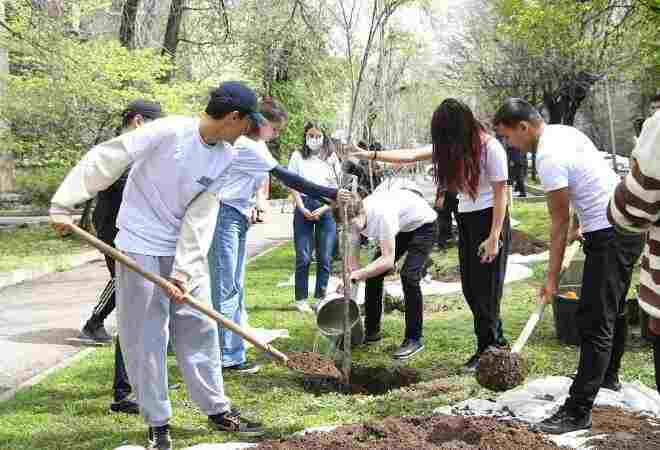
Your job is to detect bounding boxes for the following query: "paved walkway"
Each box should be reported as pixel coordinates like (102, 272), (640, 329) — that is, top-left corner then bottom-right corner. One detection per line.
(0, 210), (294, 397)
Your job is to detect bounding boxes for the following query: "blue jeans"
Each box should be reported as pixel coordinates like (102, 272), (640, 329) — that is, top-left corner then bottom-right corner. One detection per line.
(294, 196), (337, 301)
(209, 204), (249, 367)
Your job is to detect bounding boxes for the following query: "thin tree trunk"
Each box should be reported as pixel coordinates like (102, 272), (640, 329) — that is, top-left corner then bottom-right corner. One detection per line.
(161, 0), (185, 82)
(119, 0), (140, 49)
(0, 0), (15, 193)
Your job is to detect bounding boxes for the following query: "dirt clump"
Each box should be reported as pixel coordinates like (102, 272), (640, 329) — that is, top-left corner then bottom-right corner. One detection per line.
(255, 414), (568, 450)
(510, 229), (549, 255)
(285, 351), (342, 379)
(476, 347), (528, 392)
(589, 406), (660, 449)
(303, 365), (421, 395)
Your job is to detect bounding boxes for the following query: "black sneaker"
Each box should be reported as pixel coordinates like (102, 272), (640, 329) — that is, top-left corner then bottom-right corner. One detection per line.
(392, 339), (424, 360)
(535, 405), (592, 434)
(224, 361), (260, 374)
(80, 321), (112, 344)
(364, 331), (383, 345)
(209, 408), (265, 437)
(147, 424), (172, 450)
(110, 396), (139, 415)
(601, 375), (622, 392)
(463, 353), (480, 373)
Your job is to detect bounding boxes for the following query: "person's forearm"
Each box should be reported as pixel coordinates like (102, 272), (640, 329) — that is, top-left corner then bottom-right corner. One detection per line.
(51, 138), (132, 212)
(360, 147), (432, 164)
(354, 255), (394, 280)
(272, 165), (337, 202)
(255, 180), (268, 209)
(171, 192), (219, 286)
(291, 190), (305, 210)
(547, 216), (570, 289)
(489, 182), (507, 240)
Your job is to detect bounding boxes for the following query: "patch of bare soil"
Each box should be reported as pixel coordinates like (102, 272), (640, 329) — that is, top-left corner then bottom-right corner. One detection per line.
(510, 229), (549, 255)
(302, 365), (421, 396)
(256, 415), (569, 450)
(286, 352), (342, 379)
(476, 347), (528, 392)
(590, 406), (660, 449)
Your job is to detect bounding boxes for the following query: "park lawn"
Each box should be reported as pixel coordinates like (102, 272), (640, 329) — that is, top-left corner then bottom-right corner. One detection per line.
(0, 243), (654, 450)
(0, 225), (92, 272)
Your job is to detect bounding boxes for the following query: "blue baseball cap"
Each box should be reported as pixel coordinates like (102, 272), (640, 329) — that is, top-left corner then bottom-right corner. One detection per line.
(124, 99), (163, 120)
(208, 81), (266, 126)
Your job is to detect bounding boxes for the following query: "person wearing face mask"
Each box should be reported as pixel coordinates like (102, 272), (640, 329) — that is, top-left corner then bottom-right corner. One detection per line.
(287, 122), (343, 313)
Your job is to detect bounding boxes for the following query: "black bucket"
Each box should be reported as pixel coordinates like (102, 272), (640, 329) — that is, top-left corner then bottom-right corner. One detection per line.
(552, 285), (581, 346)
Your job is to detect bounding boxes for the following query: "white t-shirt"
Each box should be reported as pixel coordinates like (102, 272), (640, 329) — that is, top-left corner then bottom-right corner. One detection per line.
(457, 137), (509, 213)
(209, 136), (278, 218)
(116, 116), (236, 256)
(362, 188), (437, 240)
(287, 150), (341, 193)
(536, 124), (619, 233)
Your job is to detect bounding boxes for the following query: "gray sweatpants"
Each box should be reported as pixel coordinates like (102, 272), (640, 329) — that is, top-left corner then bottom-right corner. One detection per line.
(116, 252), (230, 426)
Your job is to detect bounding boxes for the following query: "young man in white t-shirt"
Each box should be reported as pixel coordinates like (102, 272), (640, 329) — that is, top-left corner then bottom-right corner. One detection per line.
(346, 186), (437, 360)
(495, 98), (644, 435)
(50, 82), (266, 449)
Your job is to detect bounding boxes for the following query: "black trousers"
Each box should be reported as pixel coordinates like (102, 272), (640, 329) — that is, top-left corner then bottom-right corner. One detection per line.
(93, 225), (132, 401)
(364, 221), (436, 341)
(567, 229), (644, 414)
(457, 208), (511, 353)
(435, 191), (459, 246)
(510, 163), (527, 196)
(89, 229), (118, 325)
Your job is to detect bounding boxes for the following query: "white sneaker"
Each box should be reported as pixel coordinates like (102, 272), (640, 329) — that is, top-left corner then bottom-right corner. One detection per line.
(295, 300), (314, 314)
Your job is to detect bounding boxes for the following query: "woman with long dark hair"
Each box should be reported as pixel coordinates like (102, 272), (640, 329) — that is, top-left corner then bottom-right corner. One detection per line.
(352, 98), (510, 371)
(288, 121), (342, 313)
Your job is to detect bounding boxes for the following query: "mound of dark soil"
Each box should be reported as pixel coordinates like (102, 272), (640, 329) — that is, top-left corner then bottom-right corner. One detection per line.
(590, 406), (660, 449)
(510, 229), (549, 256)
(303, 365), (421, 395)
(256, 415), (568, 450)
(286, 352), (342, 379)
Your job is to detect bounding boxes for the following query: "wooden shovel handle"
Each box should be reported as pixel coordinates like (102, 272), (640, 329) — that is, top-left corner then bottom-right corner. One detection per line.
(511, 240), (582, 354)
(67, 223), (289, 364)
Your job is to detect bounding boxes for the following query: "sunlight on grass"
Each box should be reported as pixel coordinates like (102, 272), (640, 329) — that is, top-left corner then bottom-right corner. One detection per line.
(0, 225), (91, 272)
(0, 243), (653, 450)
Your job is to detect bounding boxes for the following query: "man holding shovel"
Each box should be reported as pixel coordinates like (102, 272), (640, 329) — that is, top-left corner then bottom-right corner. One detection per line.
(50, 81), (265, 450)
(494, 98), (644, 434)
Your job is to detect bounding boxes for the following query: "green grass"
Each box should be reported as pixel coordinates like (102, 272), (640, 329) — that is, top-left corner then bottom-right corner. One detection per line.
(512, 202), (551, 242)
(0, 225), (92, 272)
(0, 244), (654, 450)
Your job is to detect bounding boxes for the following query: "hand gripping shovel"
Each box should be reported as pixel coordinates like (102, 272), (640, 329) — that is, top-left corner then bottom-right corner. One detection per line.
(67, 223), (340, 379)
(511, 240), (582, 354)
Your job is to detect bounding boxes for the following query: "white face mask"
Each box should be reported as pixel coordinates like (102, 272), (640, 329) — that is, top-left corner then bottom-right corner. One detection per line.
(306, 136), (324, 153)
